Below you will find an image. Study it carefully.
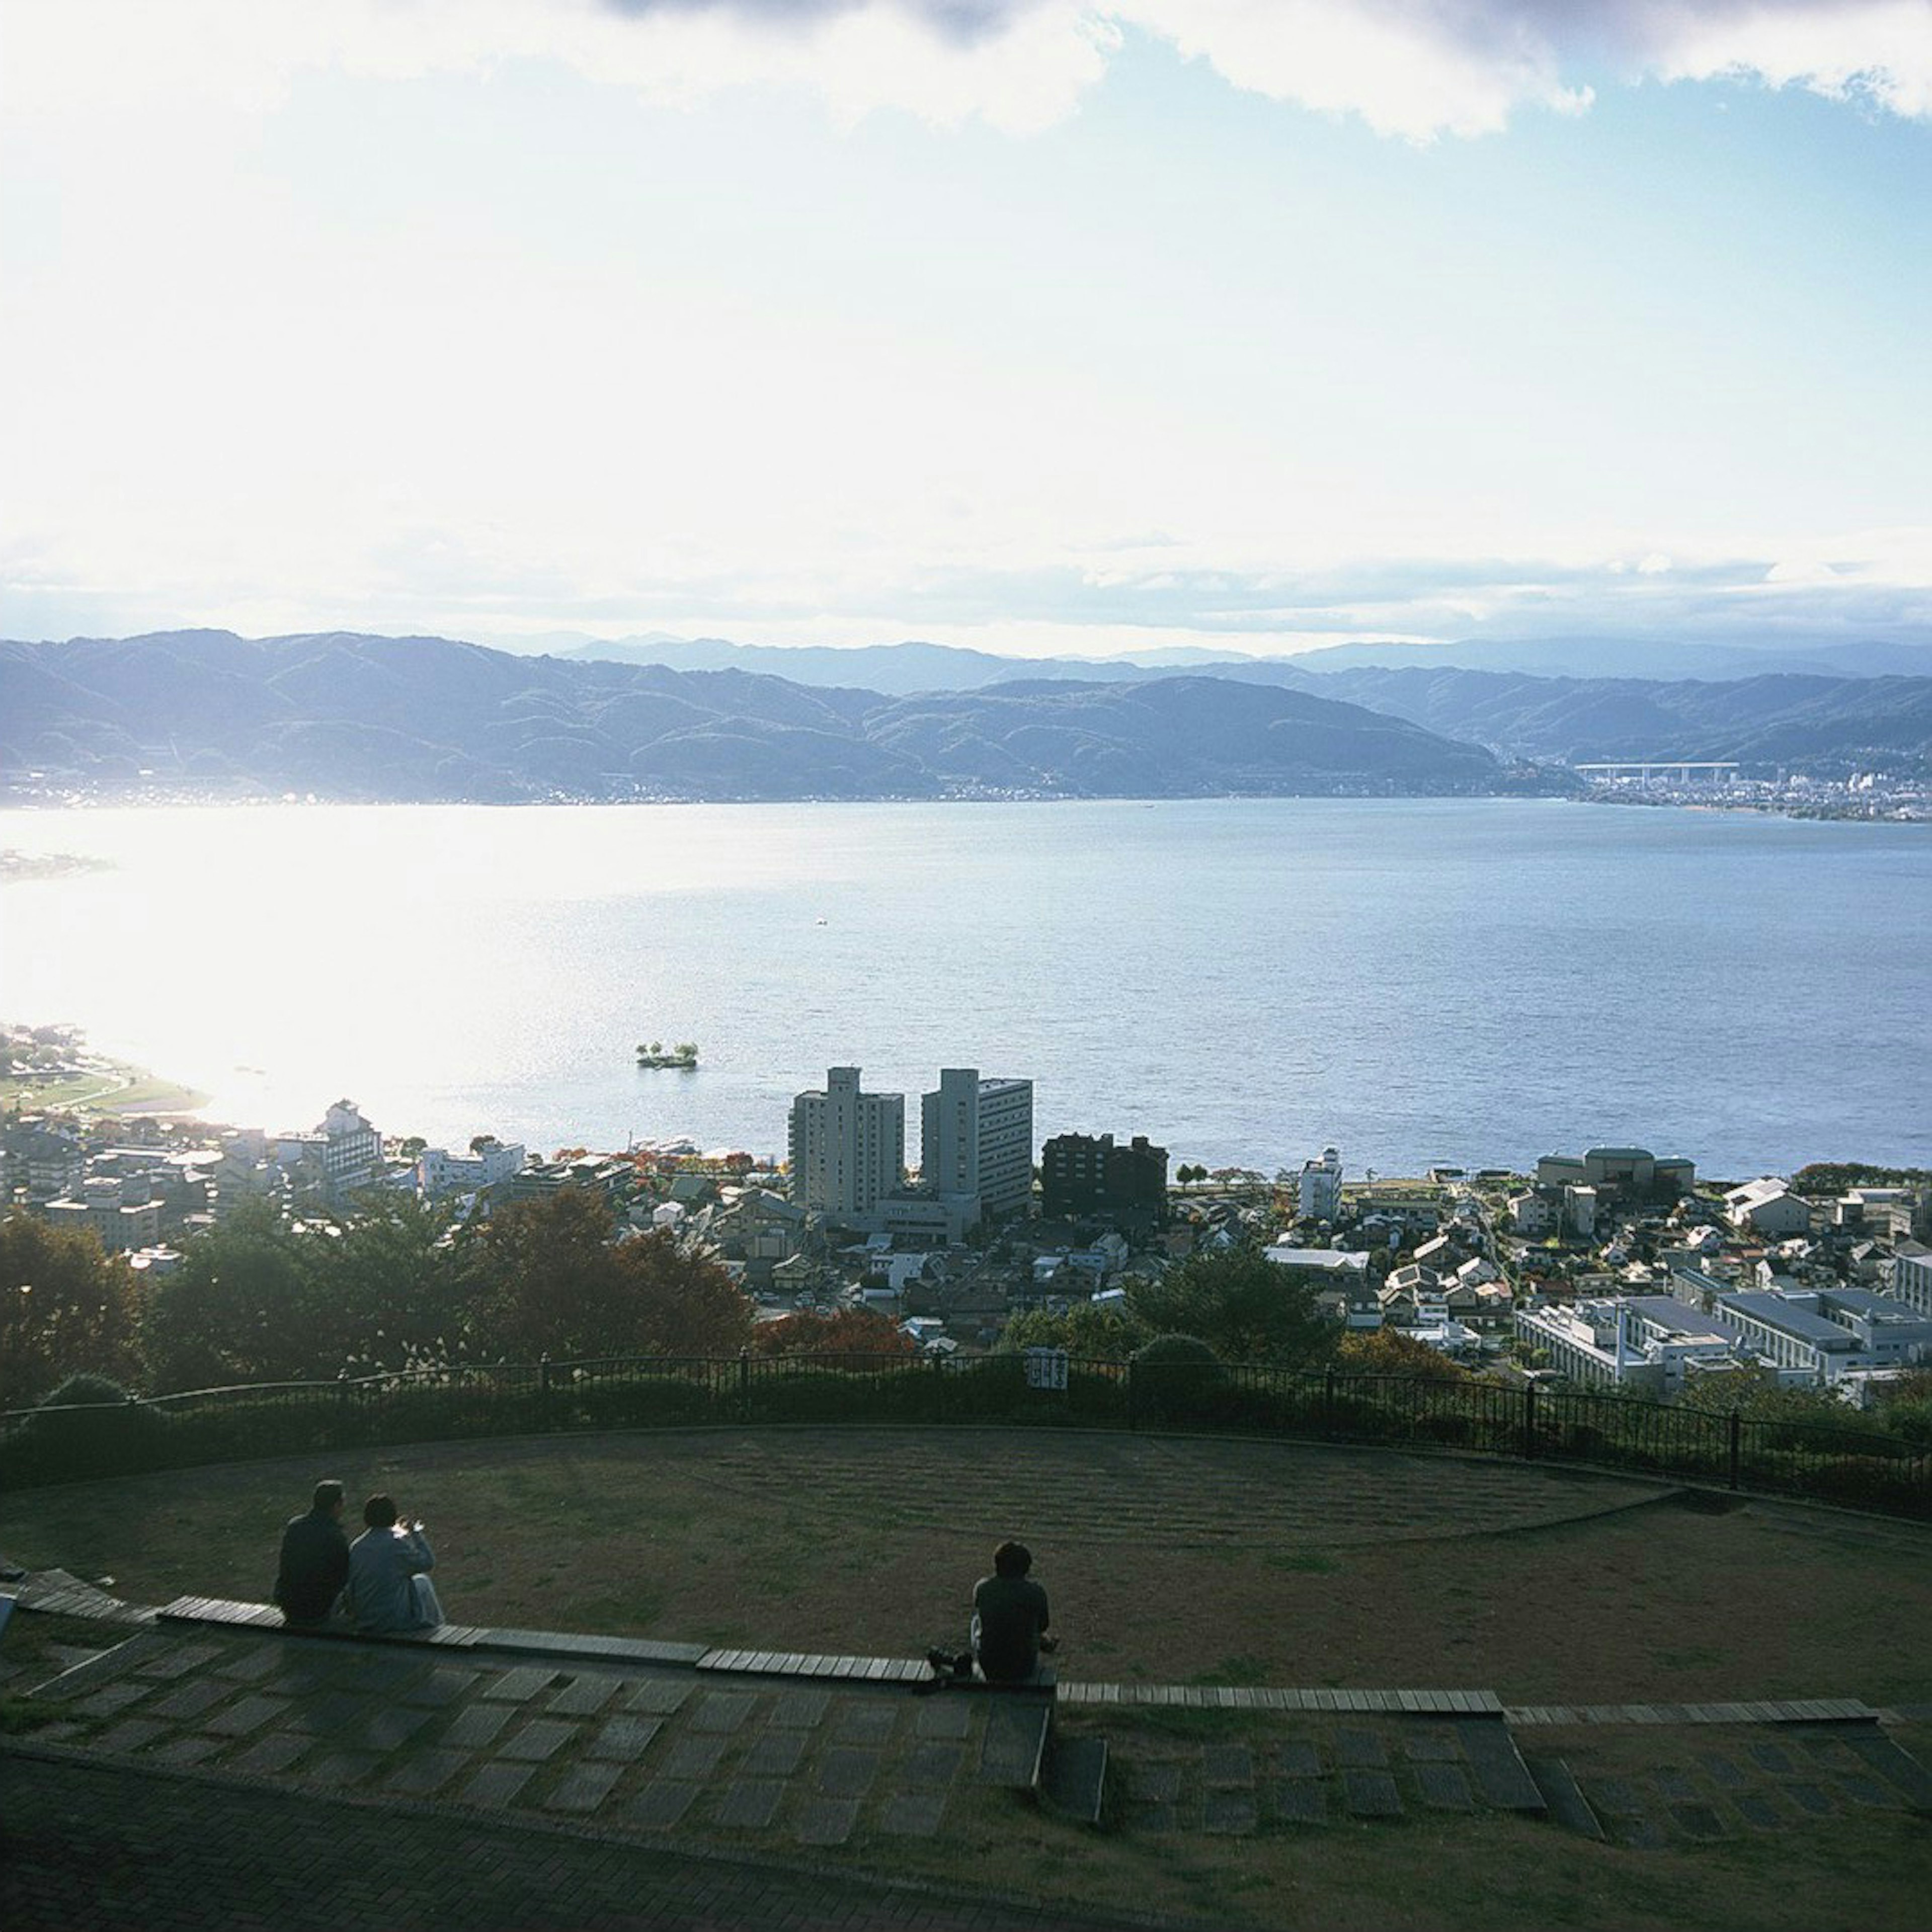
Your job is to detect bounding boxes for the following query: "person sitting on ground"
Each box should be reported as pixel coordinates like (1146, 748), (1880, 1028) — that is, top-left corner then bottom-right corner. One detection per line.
(971, 1538), (1057, 1684)
(273, 1478), (350, 1628)
(344, 1493), (444, 1635)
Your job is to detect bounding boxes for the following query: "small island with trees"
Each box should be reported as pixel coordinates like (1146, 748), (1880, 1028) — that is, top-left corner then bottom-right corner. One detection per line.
(635, 1040), (699, 1069)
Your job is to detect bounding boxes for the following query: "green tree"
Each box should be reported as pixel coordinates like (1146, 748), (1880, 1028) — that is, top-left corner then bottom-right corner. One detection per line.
(1000, 1300), (1149, 1359)
(0, 1212), (139, 1407)
(138, 1199), (326, 1391)
(310, 1191), (464, 1372)
(1127, 1248), (1337, 1369)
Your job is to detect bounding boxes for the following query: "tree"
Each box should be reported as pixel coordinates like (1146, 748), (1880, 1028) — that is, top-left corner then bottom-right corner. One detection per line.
(459, 1189), (752, 1359)
(610, 1227), (753, 1356)
(999, 1300), (1149, 1359)
(138, 1199), (327, 1391)
(309, 1192), (464, 1372)
(1127, 1248), (1337, 1370)
(750, 1307), (914, 1356)
(1337, 1327), (1469, 1379)
(0, 1212), (139, 1407)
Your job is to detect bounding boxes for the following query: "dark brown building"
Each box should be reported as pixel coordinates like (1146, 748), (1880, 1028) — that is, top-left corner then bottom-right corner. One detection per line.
(1039, 1132), (1168, 1223)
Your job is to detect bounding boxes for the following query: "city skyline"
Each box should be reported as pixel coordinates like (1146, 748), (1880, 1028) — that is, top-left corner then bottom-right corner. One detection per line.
(3, 1), (1929, 663)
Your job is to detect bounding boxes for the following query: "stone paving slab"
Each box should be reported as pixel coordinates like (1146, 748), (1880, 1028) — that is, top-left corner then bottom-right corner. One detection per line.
(20, 1603), (1932, 1872)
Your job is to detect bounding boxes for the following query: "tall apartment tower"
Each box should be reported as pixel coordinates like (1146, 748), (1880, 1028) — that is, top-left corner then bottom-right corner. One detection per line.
(1299, 1146), (1343, 1223)
(921, 1068), (1035, 1221)
(788, 1066), (905, 1225)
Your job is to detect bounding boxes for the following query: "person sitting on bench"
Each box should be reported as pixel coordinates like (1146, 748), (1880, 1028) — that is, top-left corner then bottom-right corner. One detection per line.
(345, 1493), (444, 1634)
(971, 1539), (1057, 1684)
(273, 1478), (350, 1628)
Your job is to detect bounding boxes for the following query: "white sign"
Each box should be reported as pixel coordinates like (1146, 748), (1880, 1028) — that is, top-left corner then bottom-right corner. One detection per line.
(1024, 1347), (1069, 1391)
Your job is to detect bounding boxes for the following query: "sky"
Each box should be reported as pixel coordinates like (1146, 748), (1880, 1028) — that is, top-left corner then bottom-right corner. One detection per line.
(3, 0), (1930, 663)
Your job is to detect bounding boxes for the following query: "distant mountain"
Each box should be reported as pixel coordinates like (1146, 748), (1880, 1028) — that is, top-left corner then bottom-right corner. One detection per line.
(540, 629), (1932, 690)
(1307, 666), (1932, 774)
(550, 633), (1188, 693)
(1281, 635), (1932, 680)
(0, 631), (1516, 803)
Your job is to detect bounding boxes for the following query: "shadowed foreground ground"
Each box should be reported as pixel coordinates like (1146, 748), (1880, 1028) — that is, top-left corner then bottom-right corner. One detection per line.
(4, 1427), (1929, 1706)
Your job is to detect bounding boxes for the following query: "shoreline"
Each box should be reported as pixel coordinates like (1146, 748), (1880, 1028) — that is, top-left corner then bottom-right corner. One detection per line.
(1, 1023), (209, 1121)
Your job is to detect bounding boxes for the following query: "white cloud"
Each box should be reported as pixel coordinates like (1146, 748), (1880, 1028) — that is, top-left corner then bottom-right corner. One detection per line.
(6, 1), (1929, 137)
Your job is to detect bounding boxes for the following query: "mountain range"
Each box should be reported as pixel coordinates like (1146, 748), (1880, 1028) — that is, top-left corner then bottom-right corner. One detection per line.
(4, 629), (1926, 804)
(536, 630), (1932, 692)
(0, 631), (1510, 803)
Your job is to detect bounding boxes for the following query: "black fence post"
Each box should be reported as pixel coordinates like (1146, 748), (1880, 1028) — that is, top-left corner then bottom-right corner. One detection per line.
(538, 1353), (551, 1418)
(932, 1349), (944, 1419)
(1521, 1380), (1538, 1461)
(1126, 1361), (1138, 1432)
(1728, 1408), (1742, 1491)
(738, 1348), (751, 1421)
(1322, 1366), (1336, 1439)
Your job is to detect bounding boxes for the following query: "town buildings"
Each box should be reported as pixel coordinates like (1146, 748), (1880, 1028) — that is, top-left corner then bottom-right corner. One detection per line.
(787, 1066), (905, 1228)
(919, 1068), (1034, 1222)
(1039, 1132), (1168, 1223)
(1298, 1146), (1343, 1223)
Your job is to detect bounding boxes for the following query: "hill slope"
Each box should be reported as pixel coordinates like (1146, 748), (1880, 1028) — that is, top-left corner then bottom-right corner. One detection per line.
(0, 631), (1513, 802)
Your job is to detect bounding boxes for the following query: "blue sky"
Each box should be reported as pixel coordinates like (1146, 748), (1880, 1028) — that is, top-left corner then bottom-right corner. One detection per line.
(3, 1), (1929, 660)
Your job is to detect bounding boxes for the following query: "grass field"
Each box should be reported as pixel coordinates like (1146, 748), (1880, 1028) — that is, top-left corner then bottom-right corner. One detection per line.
(6, 1427), (1930, 1932)
(5, 1426), (1929, 1706)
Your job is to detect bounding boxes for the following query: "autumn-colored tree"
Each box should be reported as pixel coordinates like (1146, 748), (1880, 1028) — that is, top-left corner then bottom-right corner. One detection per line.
(610, 1227), (753, 1356)
(1337, 1326), (1470, 1379)
(460, 1188), (751, 1359)
(749, 1306), (914, 1356)
(0, 1212), (139, 1406)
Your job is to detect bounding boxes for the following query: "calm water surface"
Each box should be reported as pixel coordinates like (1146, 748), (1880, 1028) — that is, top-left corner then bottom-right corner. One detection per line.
(2, 799), (1926, 1176)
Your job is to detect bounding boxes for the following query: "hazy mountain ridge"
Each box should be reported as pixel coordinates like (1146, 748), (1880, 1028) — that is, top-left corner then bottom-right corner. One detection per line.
(543, 629), (1932, 690)
(0, 631), (1510, 802)
(1305, 667), (1932, 773)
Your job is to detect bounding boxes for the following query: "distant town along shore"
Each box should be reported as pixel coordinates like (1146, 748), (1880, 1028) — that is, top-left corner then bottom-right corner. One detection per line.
(6, 1021), (1929, 1425)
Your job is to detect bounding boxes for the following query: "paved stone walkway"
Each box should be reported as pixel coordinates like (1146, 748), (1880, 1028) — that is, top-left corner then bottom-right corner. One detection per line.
(8, 1583), (1931, 1928)
(0, 1748), (1147, 1932)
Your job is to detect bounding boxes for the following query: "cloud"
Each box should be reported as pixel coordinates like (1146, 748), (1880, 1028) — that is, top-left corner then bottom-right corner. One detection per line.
(8, 1), (1929, 137)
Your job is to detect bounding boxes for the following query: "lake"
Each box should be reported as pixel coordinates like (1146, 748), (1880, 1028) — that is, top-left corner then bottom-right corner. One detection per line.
(2, 798), (1927, 1179)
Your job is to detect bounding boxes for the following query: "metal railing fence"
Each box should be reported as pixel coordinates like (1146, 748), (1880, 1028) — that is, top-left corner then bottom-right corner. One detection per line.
(3, 1354), (1926, 1519)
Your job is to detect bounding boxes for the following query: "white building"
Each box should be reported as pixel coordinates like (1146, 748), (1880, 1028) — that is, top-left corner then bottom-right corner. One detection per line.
(1514, 1296), (1757, 1395)
(1298, 1146), (1343, 1223)
(920, 1068), (1034, 1221)
(789, 1066), (904, 1227)
(275, 1098), (381, 1197)
(417, 1138), (526, 1198)
(1886, 1245), (1932, 1317)
(1717, 1287), (1932, 1384)
(1724, 1178), (1811, 1237)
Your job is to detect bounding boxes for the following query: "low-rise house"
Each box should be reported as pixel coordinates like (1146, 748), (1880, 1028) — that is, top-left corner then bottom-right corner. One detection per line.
(1508, 1191), (1555, 1237)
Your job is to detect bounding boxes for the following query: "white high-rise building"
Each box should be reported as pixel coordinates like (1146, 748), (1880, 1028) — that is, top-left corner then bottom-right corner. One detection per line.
(920, 1068), (1035, 1222)
(789, 1066), (905, 1225)
(1299, 1146), (1343, 1223)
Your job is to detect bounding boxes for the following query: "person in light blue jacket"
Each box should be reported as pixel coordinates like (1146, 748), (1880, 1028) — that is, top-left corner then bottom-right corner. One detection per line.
(345, 1493), (444, 1633)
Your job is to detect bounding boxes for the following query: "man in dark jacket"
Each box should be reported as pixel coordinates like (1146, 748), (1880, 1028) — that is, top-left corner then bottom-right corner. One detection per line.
(274, 1479), (349, 1626)
(972, 1539), (1056, 1684)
